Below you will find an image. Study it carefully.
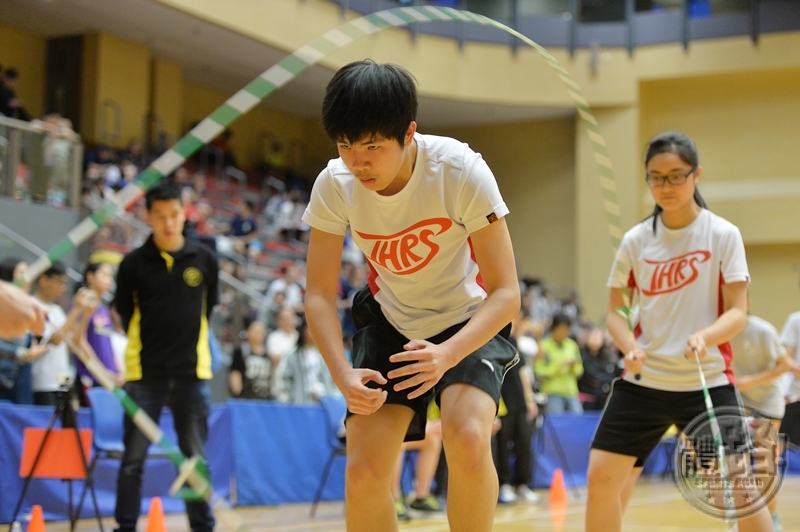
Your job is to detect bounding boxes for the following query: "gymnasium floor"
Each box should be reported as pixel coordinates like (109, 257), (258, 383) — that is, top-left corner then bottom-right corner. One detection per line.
(56, 476), (800, 531)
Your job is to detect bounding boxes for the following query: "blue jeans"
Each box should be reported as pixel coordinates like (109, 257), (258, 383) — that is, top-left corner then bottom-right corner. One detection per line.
(546, 394), (584, 414)
(115, 379), (214, 532)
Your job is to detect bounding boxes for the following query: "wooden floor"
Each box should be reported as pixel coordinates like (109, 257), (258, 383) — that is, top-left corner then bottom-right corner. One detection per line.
(56, 476), (800, 531)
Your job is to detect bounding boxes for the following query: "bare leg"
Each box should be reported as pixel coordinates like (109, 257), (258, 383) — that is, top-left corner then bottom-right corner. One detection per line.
(620, 467), (643, 514)
(345, 404), (415, 532)
(414, 420), (442, 498)
(440, 384), (498, 532)
(585, 449), (638, 532)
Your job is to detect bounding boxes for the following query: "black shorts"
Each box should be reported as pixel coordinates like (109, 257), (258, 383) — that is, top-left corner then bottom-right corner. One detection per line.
(779, 401), (800, 450)
(350, 287), (518, 442)
(591, 379), (749, 467)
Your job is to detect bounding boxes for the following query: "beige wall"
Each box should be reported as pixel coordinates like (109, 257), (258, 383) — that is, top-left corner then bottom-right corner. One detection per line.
(746, 244), (800, 332)
(0, 24), (46, 119)
(432, 118), (576, 293)
(182, 81), (321, 170)
(81, 33), (152, 147)
(151, 57), (184, 145)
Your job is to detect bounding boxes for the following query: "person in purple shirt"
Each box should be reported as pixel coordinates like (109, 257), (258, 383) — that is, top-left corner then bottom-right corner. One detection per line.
(73, 262), (123, 405)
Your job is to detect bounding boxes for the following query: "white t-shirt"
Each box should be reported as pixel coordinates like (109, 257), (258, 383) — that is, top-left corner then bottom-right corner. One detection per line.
(607, 209), (750, 391)
(781, 311), (800, 400)
(266, 328), (299, 360)
(730, 315), (786, 419)
(31, 298), (74, 392)
(302, 133), (509, 339)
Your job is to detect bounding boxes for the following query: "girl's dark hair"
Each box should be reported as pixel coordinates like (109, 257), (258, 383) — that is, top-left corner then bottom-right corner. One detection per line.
(77, 262), (107, 292)
(322, 60), (417, 145)
(644, 131), (707, 233)
(0, 257), (23, 282)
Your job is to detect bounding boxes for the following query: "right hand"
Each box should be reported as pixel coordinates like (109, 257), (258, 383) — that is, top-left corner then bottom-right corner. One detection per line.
(74, 288), (98, 311)
(337, 367), (388, 416)
(624, 347), (647, 379)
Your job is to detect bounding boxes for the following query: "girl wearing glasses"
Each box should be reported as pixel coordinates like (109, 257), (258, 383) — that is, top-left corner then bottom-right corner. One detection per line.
(585, 132), (774, 532)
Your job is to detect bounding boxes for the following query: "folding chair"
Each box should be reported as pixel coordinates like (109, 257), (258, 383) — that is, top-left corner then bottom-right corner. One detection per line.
(76, 387), (167, 517)
(310, 394), (347, 518)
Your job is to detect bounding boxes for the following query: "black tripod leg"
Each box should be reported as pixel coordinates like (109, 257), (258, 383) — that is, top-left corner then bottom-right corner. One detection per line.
(8, 408), (60, 532)
(544, 415), (582, 500)
(71, 421), (104, 532)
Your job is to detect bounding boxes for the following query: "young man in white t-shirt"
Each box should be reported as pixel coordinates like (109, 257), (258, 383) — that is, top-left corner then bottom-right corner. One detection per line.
(31, 263), (75, 406)
(303, 60), (520, 532)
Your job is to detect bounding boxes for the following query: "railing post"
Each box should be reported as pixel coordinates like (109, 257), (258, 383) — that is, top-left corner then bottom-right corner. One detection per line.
(569, 0), (579, 58)
(625, 0), (635, 56)
(2, 129), (21, 198)
(511, 0), (519, 55)
(69, 142), (84, 209)
(750, 0), (760, 45)
(683, 0), (690, 51)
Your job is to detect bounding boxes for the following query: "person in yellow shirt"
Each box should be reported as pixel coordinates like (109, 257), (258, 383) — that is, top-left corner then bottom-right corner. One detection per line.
(534, 314), (584, 414)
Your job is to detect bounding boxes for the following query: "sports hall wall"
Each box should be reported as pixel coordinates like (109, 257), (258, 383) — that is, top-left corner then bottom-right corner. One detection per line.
(2, 1), (800, 329)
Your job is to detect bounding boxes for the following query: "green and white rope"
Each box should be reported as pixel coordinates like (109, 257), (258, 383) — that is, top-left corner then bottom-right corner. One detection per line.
(23, 5), (622, 285)
(60, 330), (247, 532)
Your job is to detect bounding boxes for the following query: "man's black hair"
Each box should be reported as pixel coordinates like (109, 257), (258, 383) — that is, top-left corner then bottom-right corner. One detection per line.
(322, 59), (417, 145)
(145, 182), (183, 211)
(4, 68), (18, 80)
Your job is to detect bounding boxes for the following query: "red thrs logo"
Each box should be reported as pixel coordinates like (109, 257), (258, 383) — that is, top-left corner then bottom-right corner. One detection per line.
(357, 218), (453, 275)
(641, 250), (711, 296)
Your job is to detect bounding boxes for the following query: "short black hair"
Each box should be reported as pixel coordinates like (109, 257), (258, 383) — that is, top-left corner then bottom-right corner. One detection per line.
(145, 182), (183, 211)
(41, 262), (66, 278)
(322, 60), (417, 145)
(551, 313), (572, 330)
(4, 68), (18, 80)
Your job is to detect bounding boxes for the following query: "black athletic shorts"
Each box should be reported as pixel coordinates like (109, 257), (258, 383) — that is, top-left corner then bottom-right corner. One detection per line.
(349, 287), (518, 442)
(779, 401), (800, 450)
(591, 379), (750, 467)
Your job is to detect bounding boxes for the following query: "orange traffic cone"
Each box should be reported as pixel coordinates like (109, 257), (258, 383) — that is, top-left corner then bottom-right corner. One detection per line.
(145, 497), (167, 532)
(28, 505), (46, 532)
(548, 468), (568, 507)
(550, 501), (567, 532)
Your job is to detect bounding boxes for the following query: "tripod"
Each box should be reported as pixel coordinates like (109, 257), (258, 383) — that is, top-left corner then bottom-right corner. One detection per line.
(532, 412), (582, 501)
(9, 384), (104, 532)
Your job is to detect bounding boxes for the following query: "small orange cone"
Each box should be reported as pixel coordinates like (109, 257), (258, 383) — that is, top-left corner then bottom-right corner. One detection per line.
(548, 468), (568, 507)
(145, 497), (167, 532)
(28, 505), (46, 532)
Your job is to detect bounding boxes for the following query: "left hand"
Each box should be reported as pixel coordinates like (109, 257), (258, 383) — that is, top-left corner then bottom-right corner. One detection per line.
(24, 339), (48, 362)
(686, 334), (708, 361)
(387, 339), (457, 400)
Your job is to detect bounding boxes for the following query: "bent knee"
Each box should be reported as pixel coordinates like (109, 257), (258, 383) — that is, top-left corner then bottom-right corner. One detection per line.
(346, 455), (392, 493)
(443, 420), (491, 463)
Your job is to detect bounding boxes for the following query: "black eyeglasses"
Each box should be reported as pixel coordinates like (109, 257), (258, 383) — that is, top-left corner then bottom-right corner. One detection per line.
(645, 168), (695, 187)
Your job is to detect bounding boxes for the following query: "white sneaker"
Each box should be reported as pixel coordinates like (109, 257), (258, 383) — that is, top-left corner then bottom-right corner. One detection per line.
(515, 485), (541, 503)
(498, 484), (517, 504)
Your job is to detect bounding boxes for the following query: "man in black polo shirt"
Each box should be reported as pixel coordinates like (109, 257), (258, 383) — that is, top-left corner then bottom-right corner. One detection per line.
(113, 182), (218, 532)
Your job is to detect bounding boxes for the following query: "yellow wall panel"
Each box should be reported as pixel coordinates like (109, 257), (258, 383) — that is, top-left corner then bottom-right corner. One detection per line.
(182, 81), (315, 170)
(0, 23), (46, 119)
(746, 244), (800, 333)
(151, 57), (184, 144)
(432, 118), (576, 293)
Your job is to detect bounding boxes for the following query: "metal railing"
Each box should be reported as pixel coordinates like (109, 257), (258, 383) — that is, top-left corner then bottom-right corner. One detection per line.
(333, 0), (800, 54)
(0, 115), (83, 208)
